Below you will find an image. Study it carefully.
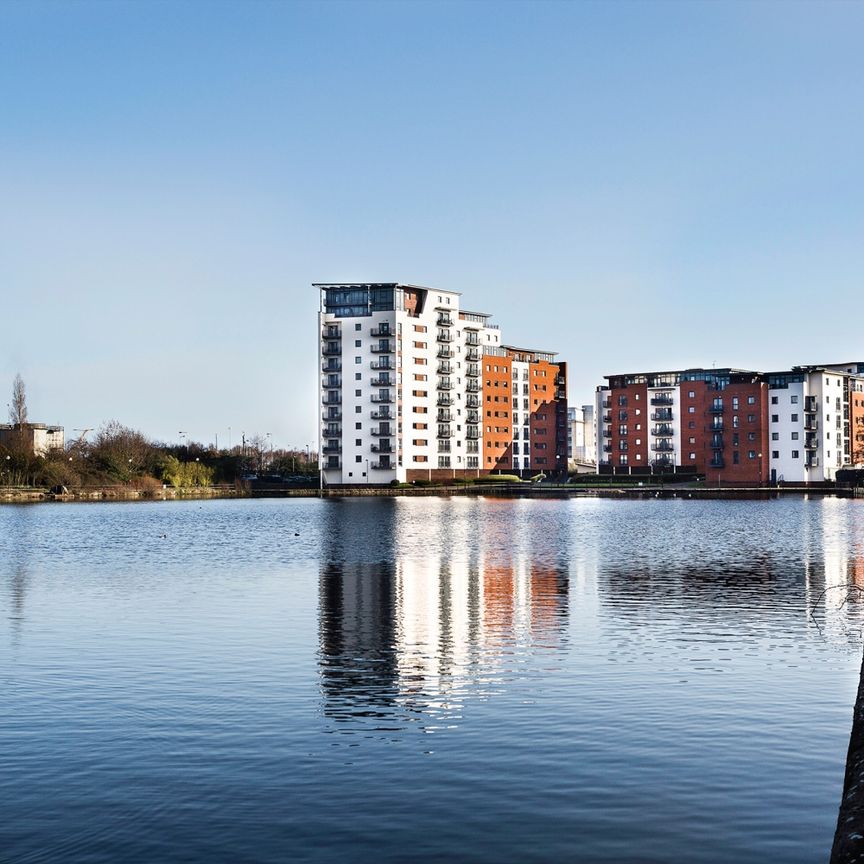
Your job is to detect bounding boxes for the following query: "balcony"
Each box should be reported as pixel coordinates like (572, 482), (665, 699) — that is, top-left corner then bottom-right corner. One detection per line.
(370, 342), (394, 353)
(709, 456), (724, 468)
(437, 411), (453, 423)
(437, 331), (453, 343)
(602, 429), (613, 438)
(603, 444), (612, 453)
(466, 440), (479, 453)
(555, 389), (566, 400)
(322, 344), (341, 356)
(372, 375), (395, 387)
(709, 405), (724, 414)
(708, 420), (724, 432)
(437, 314), (453, 326)
(437, 347), (453, 359)
(651, 442), (675, 453)
(650, 395), (674, 406)
(322, 377), (341, 388)
(805, 436), (818, 450)
(466, 348), (481, 362)
(322, 410), (342, 421)
(555, 374), (566, 386)
(466, 395), (480, 408)
(466, 411), (480, 424)
(806, 456), (820, 468)
(437, 395), (453, 406)
(370, 427), (393, 437)
(804, 418), (819, 431)
(805, 397), (818, 413)
(466, 382), (480, 393)
(371, 409), (394, 420)
(438, 428), (453, 438)
(465, 334), (479, 346)
(323, 426), (341, 438)
(324, 458), (341, 470)
(322, 327), (340, 340)
(322, 360), (341, 372)
(370, 393), (393, 403)
(602, 413), (613, 423)
(466, 429), (480, 440)
(602, 400), (612, 409)
(371, 324), (392, 338)
(466, 364), (481, 378)
(652, 424), (674, 436)
(371, 443), (392, 454)
(322, 395), (342, 406)
(653, 456), (674, 468)
(371, 460), (393, 470)
(710, 436), (724, 450)
(371, 358), (394, 370)
(651, 410), (673, 422)
(438, 362), (453, 375)
(322, 445), (342, 455)
(437, 379), (453, 390)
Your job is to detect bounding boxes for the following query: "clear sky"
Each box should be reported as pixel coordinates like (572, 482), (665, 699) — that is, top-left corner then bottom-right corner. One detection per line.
(2, 0), (862, 449)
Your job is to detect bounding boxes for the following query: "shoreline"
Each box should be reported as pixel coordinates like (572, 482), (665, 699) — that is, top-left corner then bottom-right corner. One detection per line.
(0, 483), (857, 504)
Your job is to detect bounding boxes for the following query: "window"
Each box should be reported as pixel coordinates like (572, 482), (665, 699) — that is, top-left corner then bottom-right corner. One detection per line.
(355, 455), (362, 463)
(748, 432), (756, 441)
(732, 433), (739, 446)
(355, 389), (361, 397)
(619, 454), (628, 465)
(689, 452), (696, 460)
(355, 438), (362, 446)
(771, 396), (778, 404)
(688, 421), (695, 429)
(355, 406), (361, 413)
(791, 395), (798, 404)
(772, 432), (779, 440)
(618, 395), (628, 406)
(791, 432), (799, 440)
(355, 373), (361, 380)
(791, 414), (798, 422)
(688, 406), (695, 413)
(689, 437), (696, 444)
(748, 451), (756, 459)
(688, 391), (695, 398)
(355, 422), (362, 429)
(792, 450), (799, 459)
(772, 450), (779, 458)
(747, 414), (755, 423)
(747, 396), (756, 404)
(771, 414), (779, 423)
(355, 323), (361, 331)
(355, 339), (361, 347)
(733, 416), (740, 428)
(732, 397), (739, 410)
(733, 451), (740, 464)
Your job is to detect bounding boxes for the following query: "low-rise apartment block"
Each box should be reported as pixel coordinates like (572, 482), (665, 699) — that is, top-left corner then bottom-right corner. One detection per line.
(0, 423), (64, 456)
(596, 362), (864, 484)
(317, 282), (568, 484)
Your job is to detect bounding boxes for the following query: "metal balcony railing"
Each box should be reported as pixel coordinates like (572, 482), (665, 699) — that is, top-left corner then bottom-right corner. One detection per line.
(371, 409), (394, 420)
(322, 361), (341, 372)
(651, 410), (673, 421)
(466, 364), (481, 378)
(804, 419), (819, 431)
(437, 395), (453, 406)
(370, 325), (392, 338)
(322, 445), (342, 455)
(438, 362), (453, 375)
(322, 344), (341, 356)
(650, 395), (674, 406)
(371, 460), (393, 470)
(370, 342), (394, 354)
(370, 359), (394, 370)
(371, 375), (395, 387)
(322, 396), (342, 406)
(322, 410), (342, 421)
(437, 331), (453, 343)
(805, 397), (818, 413)
(370, 394), (393, 403)
(466, 396), (480, 408)
(437, 314), (453, 326)
(466, 348), (481, 362)
(651, 442), (675, 452)
(437, 379), (453, 390)
(652, 425), (674, 436)
(370, 427), (393, 437)
(322, 327), (340, 340)
(322, 378), (341, 389)
(710, 436), (723, 450)
(466, 382), (480, 393)
(804, 437), (818, 450)
(709, 405), (724, 414)
(370, 444), (392, 454)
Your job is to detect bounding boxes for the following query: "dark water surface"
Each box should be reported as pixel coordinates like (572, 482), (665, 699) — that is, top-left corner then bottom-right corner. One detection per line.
(2, 496), (864, 863)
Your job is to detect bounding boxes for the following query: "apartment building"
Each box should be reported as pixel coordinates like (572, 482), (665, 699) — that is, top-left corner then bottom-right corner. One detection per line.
(317, 282), (568, 484)
(596, 362), (864, 484)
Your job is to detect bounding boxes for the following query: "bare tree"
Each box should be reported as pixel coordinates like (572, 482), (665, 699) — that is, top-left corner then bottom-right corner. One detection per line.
(9, 374), (27, 427)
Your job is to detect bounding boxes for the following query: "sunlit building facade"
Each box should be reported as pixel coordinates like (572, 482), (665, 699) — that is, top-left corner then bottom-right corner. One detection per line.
(317, 282), (568, 485)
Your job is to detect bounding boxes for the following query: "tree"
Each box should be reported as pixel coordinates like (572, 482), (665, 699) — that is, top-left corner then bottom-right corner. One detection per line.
(9, 374), (27, 427)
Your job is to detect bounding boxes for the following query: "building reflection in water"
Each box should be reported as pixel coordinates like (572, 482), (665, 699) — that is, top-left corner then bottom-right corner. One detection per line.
(318, 498), (569, 731)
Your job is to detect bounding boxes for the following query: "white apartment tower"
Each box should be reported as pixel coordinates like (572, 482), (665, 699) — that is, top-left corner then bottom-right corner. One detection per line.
(317, 283), (502, 485)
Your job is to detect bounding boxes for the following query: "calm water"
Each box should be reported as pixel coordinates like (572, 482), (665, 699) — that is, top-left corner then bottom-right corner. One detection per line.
(2, 496), (864, 863)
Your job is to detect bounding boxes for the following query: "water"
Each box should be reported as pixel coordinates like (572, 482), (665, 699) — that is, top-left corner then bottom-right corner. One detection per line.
(2, 495), (864, 863)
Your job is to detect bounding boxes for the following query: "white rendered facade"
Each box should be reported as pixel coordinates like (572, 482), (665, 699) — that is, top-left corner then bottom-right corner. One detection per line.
(317, 283), (501, 485)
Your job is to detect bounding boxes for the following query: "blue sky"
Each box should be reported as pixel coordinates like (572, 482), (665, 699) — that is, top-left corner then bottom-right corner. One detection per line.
(2, 1), (862, 448)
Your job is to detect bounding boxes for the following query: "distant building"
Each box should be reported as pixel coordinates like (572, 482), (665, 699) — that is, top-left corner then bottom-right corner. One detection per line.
(317, 282), (568, 484)
(0, 423), (65, 456)
(595, 362), (864, 484)
(567, 405), (596, 470)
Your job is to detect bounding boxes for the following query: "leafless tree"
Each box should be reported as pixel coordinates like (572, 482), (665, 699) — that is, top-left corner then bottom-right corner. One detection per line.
(9, 374), (27, 427)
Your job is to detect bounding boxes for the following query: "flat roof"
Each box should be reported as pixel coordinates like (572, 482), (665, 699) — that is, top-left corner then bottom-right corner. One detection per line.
(603, 367), (757, 381)
(502, 344), (559, 358)
(313, 282), (461, 296)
